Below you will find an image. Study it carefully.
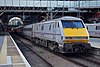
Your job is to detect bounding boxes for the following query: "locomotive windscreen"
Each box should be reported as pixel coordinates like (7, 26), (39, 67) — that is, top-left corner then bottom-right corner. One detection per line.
(61, 20), (85, 28)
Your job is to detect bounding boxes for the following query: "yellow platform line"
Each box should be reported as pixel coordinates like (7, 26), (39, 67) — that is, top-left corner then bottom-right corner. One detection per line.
(0, 36), (7, 64)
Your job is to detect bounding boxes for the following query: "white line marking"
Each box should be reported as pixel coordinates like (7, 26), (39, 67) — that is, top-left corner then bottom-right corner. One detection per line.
(10, 35), (31, 67)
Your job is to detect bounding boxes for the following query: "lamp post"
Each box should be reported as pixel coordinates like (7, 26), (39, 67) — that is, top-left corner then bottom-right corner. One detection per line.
(78, 0), (80, 18)
(50, 0), (53, 20)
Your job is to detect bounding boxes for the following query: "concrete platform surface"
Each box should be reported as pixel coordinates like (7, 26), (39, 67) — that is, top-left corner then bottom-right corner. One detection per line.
(0, 35), (31, 67)
(0, 36), (4, 53)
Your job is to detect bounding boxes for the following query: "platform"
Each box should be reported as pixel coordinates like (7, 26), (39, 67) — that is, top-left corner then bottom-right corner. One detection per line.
(0, 34), (31, 67)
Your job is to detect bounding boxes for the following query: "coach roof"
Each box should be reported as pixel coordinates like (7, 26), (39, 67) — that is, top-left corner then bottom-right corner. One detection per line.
(36, 16), (82, 24)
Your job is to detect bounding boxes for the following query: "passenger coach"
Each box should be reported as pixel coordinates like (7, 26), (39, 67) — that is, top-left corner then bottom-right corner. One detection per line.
(86, 23), (100, 38)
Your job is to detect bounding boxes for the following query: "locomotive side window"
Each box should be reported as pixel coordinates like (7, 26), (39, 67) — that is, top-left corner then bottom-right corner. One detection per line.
(41, 25), (44, 30)
(61, 20), (85, 28)
(58, 23), (59, 27)
(49, 25), (51, 30)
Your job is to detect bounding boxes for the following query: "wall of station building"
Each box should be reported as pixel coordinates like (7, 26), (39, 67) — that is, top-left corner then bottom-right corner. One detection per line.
(0, 0), (100, 8)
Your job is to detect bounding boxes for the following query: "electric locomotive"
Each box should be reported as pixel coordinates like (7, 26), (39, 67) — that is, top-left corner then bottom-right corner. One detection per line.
(23, 16), (91, 53)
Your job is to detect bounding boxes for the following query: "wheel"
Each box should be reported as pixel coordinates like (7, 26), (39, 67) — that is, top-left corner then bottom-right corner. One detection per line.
(48, 42), (52, 50)
(45, 41), (48, 47)
(53, 45), (59, 52)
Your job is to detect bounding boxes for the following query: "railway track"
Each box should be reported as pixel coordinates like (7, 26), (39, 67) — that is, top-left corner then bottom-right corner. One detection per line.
(55, 50), (100, 67)
(12, 34), (100, 67)
(33, 40), (100, 67)
(12, 35), (53, 67)
(66, 54), (100, 67)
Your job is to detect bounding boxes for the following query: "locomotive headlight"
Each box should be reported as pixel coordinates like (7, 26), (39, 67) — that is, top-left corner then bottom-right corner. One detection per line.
(66, 37), (88, 40)
(66, 37), (72, 39)
(82, 37), (88, 39)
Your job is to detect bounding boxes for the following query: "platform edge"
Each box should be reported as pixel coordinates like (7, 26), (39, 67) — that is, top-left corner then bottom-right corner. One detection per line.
(9, 35), (31, 67)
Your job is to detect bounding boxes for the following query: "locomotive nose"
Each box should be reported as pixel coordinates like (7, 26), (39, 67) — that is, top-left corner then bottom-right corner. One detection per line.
(63, 28), (88, 37)
(63, 28), (89, 43)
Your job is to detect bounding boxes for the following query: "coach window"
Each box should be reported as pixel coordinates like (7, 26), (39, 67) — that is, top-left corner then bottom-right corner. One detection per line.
(96, 26), (97, 30)
(87, 26), (88, 30)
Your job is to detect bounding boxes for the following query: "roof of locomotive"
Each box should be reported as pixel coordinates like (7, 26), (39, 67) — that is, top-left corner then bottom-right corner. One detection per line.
(57, 16), (82, 21)
(34, 16), (82, 25)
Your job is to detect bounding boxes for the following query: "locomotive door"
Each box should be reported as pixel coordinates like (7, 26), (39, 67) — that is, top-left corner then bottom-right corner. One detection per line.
(54, 22), (61, 42)
(53, 21), (60, 41)
(53, 22), (56, 40)
(32, 25), (34, 37)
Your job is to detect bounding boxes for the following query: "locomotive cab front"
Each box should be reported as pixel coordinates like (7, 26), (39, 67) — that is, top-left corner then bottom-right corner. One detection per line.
(60, 20), (91, 53)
